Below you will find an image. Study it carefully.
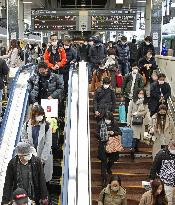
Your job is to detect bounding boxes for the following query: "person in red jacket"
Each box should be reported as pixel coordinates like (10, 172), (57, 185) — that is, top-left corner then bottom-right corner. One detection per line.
(44, 34), (67, 73)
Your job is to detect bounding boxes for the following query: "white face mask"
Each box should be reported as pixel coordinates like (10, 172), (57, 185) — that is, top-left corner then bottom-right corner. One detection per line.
(103, 84), (110, 89)
(169, 149), (175, 155)
(158, 80), (165, 85)
(64, 45), (69, 49)
(132, 69), (138, 74)
(111, 187), (119, 192)
(23, 154), (32, 161)
(145, 42), (150, 45)
(121, 41), (126, 45)
(89, 41), (93, 46)
(105, 120), (111, 125)
(52, 41), (58, 47)
(99, 66), (105, 70)
(138, 95), (144, 99)
(35, 115), (43, 122)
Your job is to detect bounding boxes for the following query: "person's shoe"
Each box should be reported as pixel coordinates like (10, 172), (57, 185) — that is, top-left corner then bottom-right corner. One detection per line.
(101, 178), (107, 187)
(130, 149), (135, 160)
(107, 167), (112, 175)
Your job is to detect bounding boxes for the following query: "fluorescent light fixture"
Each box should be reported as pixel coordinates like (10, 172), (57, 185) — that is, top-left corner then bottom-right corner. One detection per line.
(116, 0), (123, 4)
(137, 0), (146, 2)
(23, 1), (32, 3)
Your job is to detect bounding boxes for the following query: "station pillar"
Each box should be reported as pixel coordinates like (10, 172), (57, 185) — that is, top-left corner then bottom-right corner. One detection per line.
(145, 0), (152, 36)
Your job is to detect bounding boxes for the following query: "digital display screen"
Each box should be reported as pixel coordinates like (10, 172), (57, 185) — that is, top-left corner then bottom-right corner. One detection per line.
(33, 15), (77, 31)
(90, 10), (136, 31)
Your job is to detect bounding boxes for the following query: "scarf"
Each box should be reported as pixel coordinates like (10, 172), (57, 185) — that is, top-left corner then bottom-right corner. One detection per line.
(129, 73), (137, 99)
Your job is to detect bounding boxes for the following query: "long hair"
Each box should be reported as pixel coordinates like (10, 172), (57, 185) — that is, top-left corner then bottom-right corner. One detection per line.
(151, 178), (168, 205)
(133, 88), (148, 104)
(9, 39), (18, 51)
(104, 111), (114, 124)
(30, 105), (46, 126)
(156, 104), (167, 133)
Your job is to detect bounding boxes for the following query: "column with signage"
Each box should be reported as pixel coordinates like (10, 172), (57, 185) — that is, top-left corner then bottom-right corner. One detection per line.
(151, 0), (163, 54)
(7, 0), (19, 43)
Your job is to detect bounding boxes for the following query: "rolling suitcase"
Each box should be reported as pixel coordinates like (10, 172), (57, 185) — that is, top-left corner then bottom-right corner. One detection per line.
(120, 127), (133, 148)
(119, 103), (126, 123)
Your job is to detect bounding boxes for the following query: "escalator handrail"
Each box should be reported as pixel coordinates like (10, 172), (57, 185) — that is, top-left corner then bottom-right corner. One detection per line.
(13, 65), (36, 156)
(0, 64), (33, 145)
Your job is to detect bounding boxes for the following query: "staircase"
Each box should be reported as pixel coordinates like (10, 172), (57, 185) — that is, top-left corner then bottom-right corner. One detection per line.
(89, 92), (153, 205)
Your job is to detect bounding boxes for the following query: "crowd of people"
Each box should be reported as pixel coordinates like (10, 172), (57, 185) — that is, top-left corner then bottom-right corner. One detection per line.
(0, 34), (174, 205)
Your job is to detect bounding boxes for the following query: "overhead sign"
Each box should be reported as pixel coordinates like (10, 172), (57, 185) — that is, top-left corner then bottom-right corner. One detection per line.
(90, 10), (137, 31)
(31, 9), (136, 32)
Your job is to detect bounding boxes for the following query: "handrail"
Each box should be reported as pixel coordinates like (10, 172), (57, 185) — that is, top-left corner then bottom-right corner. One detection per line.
(0, 63), (33, 145)
(77, 61), (91, 205)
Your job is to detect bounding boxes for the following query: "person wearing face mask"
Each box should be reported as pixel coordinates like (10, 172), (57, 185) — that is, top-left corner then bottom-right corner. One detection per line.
(116, 36), (130, 76)
(44, 34), (66, 73)
(122, 63), (144, 115)
(139, 179), (168, 205)
(149, 73), (171, 117)
(97, 112), (122, 186)
(2, 142), (48, 205)
(98, 175), (127, 205)
(21, 105), (53, 183)
(149, 104), (175, 159)
(93, 77), (116, 121)
(28, 62), (64, 105)
(137, 36), (155, 61)
(61, 39), (77, 96)
(150, 140), (175, 205)
(127, 89), (149, 159)
(89, 37), (107, 73)
(91, 61), (110, 92)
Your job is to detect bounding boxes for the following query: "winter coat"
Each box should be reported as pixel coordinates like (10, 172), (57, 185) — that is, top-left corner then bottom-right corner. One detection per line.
(79, 44), (88, 61)
(116, 43), (130, 63)
(139, 190), (168, 205)
(91, 69), (110, 92)
(127, 100), (149, 140)
(28, 72), (64, 104)
(138, 57), (157, 85)
(149, 82), (171, 113)
(93, 87), (116, 118)
(105, 55), (118, 89)
(89, 44), (107, 65)
(122, 73), (144, 99)
(2, 156), (48, 205)
(149, 113), (175, 158)
(137, 42), (155, 61)
(21, 120), (53, 182)
(128, 42), (138, 61)
(150, 148), (175, 187)
(98, 184), (127, 205)
(44, 46), (66, 69)
(0, 59), (9, 90)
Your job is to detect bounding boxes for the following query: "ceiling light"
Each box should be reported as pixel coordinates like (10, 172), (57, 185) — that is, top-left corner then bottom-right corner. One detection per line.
(116, 0), (123, 4)
(23, 1), (32, 3)
(137, 1), (146, 2)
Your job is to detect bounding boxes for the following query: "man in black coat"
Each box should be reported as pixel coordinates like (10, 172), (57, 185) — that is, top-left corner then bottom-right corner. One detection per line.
(62, 39), (77, 95)
(149, 73), (171, 116)
(137, 36), (155, 61)
(0, 59), (9, 121)
(28, 62), (64, 105)
(93, 77), (116, 121)
(2, 142), (48, 205)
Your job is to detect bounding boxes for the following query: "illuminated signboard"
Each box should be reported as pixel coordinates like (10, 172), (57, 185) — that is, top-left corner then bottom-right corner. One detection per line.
(31, 10), (78, 31)
(90, 10), (137, 31)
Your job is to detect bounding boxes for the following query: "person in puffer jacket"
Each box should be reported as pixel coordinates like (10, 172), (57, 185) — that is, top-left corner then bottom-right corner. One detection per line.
(28, 62), (64, 105)
(116, 36), (130, 76)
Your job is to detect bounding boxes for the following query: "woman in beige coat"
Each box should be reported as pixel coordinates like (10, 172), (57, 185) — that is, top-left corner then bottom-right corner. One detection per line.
(127, 88), (149, 158)
(98, 175), (127, 205)
(139, 178), (168, 205)
(149, 104), (175, 159)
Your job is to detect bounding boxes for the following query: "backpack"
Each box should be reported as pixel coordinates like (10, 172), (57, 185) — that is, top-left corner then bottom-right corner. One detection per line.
(99, 120), (108, 142)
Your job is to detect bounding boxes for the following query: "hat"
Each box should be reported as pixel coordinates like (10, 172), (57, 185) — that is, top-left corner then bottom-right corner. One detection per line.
(13, 188), (28, 204)
(16, 142), (31, 156)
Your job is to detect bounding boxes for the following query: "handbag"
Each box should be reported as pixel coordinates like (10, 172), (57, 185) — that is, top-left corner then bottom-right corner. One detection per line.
(100, 121), (109, 142)
(106, 136), (123, 153)
(143, 132), (155, 145)
(132, 116), (143, 125)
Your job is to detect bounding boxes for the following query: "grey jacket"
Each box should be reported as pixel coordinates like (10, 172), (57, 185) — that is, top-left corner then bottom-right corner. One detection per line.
(21, 120), (53, 182)
(28, 72), (64, 104)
